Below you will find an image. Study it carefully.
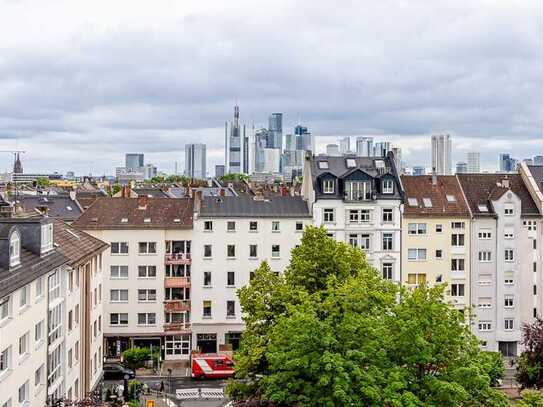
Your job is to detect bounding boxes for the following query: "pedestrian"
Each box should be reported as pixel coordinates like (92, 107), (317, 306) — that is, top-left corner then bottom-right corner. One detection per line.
(160, 380), (164, 394)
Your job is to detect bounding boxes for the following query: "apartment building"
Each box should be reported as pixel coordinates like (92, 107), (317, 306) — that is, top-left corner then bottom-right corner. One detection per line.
(74, 197), (194, 361)
(458, 174), (541, 356)
(191, 195), (312, 353)
(401, 175), (471, 307)
(302, 153), (403, 281)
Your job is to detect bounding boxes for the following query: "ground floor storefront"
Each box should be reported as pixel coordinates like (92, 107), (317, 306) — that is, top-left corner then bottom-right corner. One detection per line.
(104, 333), (192, 362)
(191, 323), (243, 353)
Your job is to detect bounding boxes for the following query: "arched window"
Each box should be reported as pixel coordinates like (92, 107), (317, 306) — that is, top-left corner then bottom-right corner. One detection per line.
(9, 231), (20, 267)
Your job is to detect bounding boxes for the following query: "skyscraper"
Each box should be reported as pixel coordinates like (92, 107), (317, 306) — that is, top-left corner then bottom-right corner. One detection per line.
(125, 153), (144, 171)
(339, 137), (350, 155)
(185, 143), (207, 179)
(533, 155), (543, 166)
(356, 137), (373, 157)
(215, 165), (225, 178)
(499, 153), (517, 173)
(225, 104), (248, 174)
(467, 152), (480, 173)
(456, 162), (468, 174)
(268, 113), (283, 150)
(294, 124), (313, 152)
(373, 141), (391, 157)
(431, 134), (452, 175)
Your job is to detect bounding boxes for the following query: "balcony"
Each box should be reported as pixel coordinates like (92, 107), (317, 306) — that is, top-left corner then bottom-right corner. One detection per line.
(163, 323), (191, 334)
(164, 300), (191, 312)
(165, 253), (191, 265)
(164, 277), (191, 288)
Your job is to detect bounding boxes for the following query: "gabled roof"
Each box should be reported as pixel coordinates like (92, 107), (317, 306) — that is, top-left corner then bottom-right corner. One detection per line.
(132, 188), (170, 198)
(53, 219), (109, 267)
(73, 197), (193, 229)
(457, 173), (539, 216)
(14, 195), (83, 221)
(199, 196), (312, 218)
(401, 175), (470, 217)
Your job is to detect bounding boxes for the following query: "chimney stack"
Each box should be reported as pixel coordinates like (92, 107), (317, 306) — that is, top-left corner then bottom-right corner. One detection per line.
(219, 188), (225, 197)
(137, 195), (148, 210)
(194, 190), (203, 213)
(431, 167), (437, 186)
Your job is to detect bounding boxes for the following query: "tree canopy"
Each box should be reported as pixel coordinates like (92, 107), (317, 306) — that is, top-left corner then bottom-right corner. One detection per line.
(517, 317), (543, 389)
(227, 226), (508, 406)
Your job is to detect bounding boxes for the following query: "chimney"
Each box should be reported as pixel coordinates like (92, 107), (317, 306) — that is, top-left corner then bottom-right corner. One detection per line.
(431, 167), (437, 186)
(137, 195), (148, 210)
(219, 188), (225, 197)
(502, 179), (510, 188)
(253, 189), (265, 201)
(194, 190), (203, 213)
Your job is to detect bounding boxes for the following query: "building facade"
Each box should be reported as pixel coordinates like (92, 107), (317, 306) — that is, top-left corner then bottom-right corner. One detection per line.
(185, 143), (207, 180)
(431, 134), (452, 175)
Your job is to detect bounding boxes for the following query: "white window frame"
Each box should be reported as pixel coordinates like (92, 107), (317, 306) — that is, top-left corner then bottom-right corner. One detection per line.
(322, 179), (335, 194)
(382, 179), (394, 194)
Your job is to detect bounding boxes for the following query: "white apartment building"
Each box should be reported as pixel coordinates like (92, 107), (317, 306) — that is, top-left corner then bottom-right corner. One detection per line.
(191, 195), (312, 353)
(431, 134), (452, 175)
(74, 197), (195, 361)
(302, 154), (404, 282)
(458, 174), (542, 356)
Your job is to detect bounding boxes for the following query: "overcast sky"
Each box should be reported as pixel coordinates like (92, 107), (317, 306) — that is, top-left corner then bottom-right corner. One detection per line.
(1, 0), (543, 175)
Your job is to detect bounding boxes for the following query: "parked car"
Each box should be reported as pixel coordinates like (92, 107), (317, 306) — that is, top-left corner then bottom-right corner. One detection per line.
(103, 363), (135, 380)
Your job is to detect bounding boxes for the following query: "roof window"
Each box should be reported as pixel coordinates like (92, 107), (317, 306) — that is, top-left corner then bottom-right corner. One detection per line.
(318, 161), (329, 169)
(346, 159), (356, 168)
(408, 198), (418, 206)
(423, 198), (432, 208)
(121, 218), (128, 223)
(446, 195), (456, 203)
(143, 218), (151, 223)
(478, 204), (489, 212)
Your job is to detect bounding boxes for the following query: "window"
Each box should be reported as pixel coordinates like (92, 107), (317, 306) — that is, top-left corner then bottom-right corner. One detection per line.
(137, 313), (156, 325)
(75, 341), (79, 361)
(111, 242), (129, 254)
(204, 245), (212, 258)
(227, 221), (236, 231)
(435, 224), (443, 233)
(504, 205), (514, 216)
(68, 310), (73, 331)
(226, 300), (235, 317)
(451, 284), (465, 297)
(422, 198), (432, 207)
(407, 273), (426, 285)
(478, 274), (492, 285)
(408, 223), (427, 235)
(35, 277), (43, 299)
(68, 349), (73, 369)
(138, 289), (156, 302)
(504, 295), (514, 308)
(345, 181), (372, 200)
(249, 244), (258, 258)
(346, 158), (356, 168)
(272, 245), (280, 258)
(451, 258), (465, 271)
(322, 179), (335, 194)
(407, 197), (418, 206)
(110, 289), (128, 303)
(68, 271), (73, 292)
(348, 234), (370, 250)
(534, 285), (538, 295)
(505, 319), (514, 331)
(478, 321), (492, 331)
(478, 298), (492, 309)
(318, 161), (329, 169)
(323, 209), (335, 223)
(18, 381), (28, 405)
(408, 248), (427, 261)
(451, 234), (465, 246)
(110, 265), (129, 279)
(19, 285), (28, 309)
(0, 347), (10, 373)
(204, 221), (213, 231)
(0, 297), (10, 321)
(227, 245), (236, 258)
(272, 221), (280, 232)
(505, 249), (514, 262)
(479, 251), (492, 262)
(9, 232), (20, 267)
(451, 222), (465, 229)
(382, 208), (393, 222)
(478, 230), (492, 239)
(295, 222), (303, 231)
(35, 364), (44, 387)
(34, 320), (44, 343)
(382, 233), (393, 251)
(534, 239), (537, 250)
(249, 221), (258, 231)
(203, 301), (212, 318)
(504, 231), (514, 239)
(203, 272), (212, 287)
(382, 263), (393, 280)
(435, 249), (443, 259)
(138, 265), (157, 278)
(18, 332), (28, 356)
(382, 179), (394, 194)
(110, 313), (128, 326)
(138, 242), (157, 254)
(504, 271), (514, 285)
(477, 204), (488, 212)
(535, 262), (538, 273)
(446, 194), (456, 202)
(227, 271), (235, 287)
(348, 209), (370, 223)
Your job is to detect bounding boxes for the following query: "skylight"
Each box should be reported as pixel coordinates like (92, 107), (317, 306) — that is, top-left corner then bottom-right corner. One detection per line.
(478, 204), (489, 212)
(375, 160), (385, 169)
(121, 218), (128, 223)
(66, 206), (73, 211)
(173, 218), (181, 223)
(446, 195), (456, 203)
(143, 218), (151, 223)
(423, 198), (432, 208)
(346, 158), (356, 168)
(408, 197), (418, 206)
(318, 161), (329, 169)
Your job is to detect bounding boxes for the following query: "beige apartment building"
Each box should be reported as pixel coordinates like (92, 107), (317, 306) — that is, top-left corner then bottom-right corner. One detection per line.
(401, 175), (471, 308)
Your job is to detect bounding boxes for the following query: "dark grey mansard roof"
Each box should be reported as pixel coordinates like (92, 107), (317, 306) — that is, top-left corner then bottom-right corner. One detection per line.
(199, 196), (312, 218)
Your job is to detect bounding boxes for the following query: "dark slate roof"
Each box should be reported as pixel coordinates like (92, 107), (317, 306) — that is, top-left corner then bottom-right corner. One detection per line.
(73, 197), (193, 229)
(168, 187), (235, 198)
(53, 219), (109, 267)
(457, 173), (539, 216)
(14, 195), (83, 221)
(133, 188), (171, 198)
(528, 165), (543, 187)
(402, 175), (470, 217)
(199, 196), (312, 218)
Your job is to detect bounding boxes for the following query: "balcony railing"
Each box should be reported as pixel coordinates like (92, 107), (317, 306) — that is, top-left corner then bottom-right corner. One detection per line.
(163, 322), (191, 333)
(165, 253), (191, 264)
(164, 276), (191, 288)
(164, 300), (191, 312)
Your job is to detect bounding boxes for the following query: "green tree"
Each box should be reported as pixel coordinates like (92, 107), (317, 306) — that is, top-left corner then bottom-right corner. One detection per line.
(228, 226), (508, 406)
(122, 347), (152, 375)
(517, 317), (543, 389)
(109, 183), (121, 197)
(519, 390), (543, 406)
(478, 351), (505, 387)
(36, 177), (50, 188)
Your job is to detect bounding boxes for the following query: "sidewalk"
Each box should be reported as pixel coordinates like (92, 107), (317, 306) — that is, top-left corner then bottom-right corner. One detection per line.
(136, 360), (191, 378)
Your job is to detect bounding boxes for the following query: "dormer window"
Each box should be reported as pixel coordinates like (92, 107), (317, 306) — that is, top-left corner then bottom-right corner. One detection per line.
(41, 223), (53, 253)
(382, 179), (394, 194)
(9, 231), (20, 267)
(322, 180), (335, 194)
(345, 181), (372, 201)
